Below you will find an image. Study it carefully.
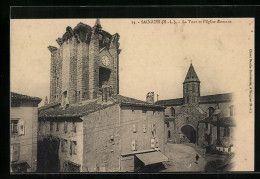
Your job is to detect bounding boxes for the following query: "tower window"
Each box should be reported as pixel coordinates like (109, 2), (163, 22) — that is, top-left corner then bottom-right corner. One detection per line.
(170, 107), (175, 117)
(186, 117), (190, 122)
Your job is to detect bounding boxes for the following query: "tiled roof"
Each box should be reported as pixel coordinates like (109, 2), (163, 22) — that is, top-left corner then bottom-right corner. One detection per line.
(39, 101), (114, 118)
(199, 93), (233, 103)
(155, 98), (183, 106)
(113, 94), (164, 108)
(11, 92), (42, 102)
(38, 102), (60, 111)
(184, 63), (200, 83)
(155, 93), (233, 106)
(39, 94), (165, 118)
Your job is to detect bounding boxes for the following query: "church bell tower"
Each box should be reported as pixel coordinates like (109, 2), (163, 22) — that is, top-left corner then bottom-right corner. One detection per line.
(183, 63), (200, 106)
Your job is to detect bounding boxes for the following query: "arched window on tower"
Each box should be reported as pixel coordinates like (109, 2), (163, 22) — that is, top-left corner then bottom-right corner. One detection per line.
(208, 107), (215, 117)
(187, 96), (190, 104)
(170, 107), (175, 117)
(229, 105), (234, 116)
(192, 96), (195, 103)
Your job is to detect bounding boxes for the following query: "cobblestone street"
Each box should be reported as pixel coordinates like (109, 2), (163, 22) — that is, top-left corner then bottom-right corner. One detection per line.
(160, 143), (228, 172)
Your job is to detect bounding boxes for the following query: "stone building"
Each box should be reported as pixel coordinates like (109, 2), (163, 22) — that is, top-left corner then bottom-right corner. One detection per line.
(10, 92), (42, 172)
(155, 63), (235, 149)
(48, 19), (119, 105)
(38, 20), (168, 172)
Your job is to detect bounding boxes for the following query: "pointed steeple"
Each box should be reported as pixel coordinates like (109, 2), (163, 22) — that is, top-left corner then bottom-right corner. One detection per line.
(184, 63), (200, 83)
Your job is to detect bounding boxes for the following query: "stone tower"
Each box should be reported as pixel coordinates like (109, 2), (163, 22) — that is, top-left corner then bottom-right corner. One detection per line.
(183, 63), (200, 106)
(48, 19), (120, 106)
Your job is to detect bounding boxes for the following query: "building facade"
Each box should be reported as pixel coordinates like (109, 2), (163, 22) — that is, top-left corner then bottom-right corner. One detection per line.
(38, 20), (168, 172)
(156, 63), (235, 150)
(10, 92), (41, 172)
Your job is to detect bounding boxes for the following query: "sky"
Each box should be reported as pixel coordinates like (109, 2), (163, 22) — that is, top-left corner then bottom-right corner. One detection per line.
(10, 18), (253, 107)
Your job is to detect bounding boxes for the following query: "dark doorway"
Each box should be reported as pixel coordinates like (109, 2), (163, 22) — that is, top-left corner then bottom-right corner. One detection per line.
(37, 137), (60, 172)
(181, 125), (196, 143)
(99, 67), (111, 88)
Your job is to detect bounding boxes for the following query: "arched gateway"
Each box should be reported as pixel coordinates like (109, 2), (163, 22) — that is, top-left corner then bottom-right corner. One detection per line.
(180, 125), (197, 143)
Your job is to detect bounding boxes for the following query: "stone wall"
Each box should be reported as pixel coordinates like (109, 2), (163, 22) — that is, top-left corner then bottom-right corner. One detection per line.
(82, 105), (120, 172)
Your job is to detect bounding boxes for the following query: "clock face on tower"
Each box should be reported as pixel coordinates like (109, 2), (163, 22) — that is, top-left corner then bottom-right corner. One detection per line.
(102, 55), (110, 66)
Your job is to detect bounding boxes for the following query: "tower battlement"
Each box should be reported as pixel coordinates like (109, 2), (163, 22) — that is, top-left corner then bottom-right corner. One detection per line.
(48, 20), (120, 106)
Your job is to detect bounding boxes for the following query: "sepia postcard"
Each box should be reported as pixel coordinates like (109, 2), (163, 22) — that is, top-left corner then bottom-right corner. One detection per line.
(10, 18), (254, 173)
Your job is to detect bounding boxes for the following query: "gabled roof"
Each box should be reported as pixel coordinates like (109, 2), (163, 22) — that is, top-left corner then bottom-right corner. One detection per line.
(155, 93), (233, 106)
(39, 94), (165, 118)
(183, 63), (200, 83)
(155, 98), (183, 106)
(38, 101), (61, 111)
(199, 93), (233, 104)
(11, 92), (42, 103)
(113, 94), (164, 109)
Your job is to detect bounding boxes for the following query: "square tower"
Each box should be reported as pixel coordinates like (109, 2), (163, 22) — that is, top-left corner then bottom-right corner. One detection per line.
(48, 19), (121, 106)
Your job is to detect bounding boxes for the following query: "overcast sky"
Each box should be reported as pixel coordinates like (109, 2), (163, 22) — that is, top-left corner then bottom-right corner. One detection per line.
(10, 18), (253, 106)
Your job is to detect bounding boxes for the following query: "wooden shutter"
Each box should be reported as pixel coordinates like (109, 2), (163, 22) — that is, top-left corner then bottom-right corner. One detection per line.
(131, 139), (136, 151)
(18, 120), (25, 135)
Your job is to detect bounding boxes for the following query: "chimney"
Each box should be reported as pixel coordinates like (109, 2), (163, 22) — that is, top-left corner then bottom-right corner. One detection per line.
(44, 96), (48, 105)
(146, 92), (154, 104)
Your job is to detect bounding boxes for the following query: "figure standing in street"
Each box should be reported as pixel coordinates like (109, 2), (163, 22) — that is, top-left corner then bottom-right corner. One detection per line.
(195, 154), (200, 164)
